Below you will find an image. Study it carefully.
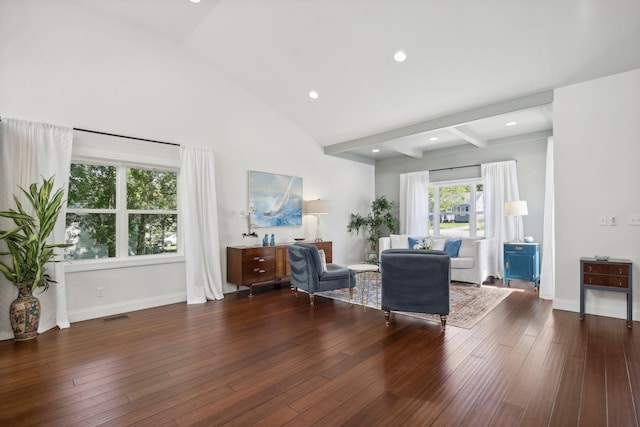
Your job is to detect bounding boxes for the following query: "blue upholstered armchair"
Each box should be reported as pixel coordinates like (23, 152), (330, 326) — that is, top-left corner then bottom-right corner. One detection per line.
(288, 243), (355, 305)
(380, 249), (451, 330)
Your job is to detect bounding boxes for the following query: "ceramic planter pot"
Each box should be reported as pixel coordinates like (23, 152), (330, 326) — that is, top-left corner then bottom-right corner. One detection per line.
(9, 287), (40, 341)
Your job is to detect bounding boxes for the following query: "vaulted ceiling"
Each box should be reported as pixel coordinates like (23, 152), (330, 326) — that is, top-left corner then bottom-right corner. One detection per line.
(71, 0), (640, 163)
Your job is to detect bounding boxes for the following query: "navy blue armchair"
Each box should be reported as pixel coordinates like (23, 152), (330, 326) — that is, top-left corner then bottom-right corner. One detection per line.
(288, 243), (355, 305)
(380, 249), (451, 330)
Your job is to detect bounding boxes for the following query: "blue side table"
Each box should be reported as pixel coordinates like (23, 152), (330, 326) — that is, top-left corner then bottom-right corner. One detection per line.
(504, 242), (540, 288)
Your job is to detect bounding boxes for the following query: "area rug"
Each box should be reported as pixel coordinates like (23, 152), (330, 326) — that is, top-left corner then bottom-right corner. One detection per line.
(316, 280), (513, 329)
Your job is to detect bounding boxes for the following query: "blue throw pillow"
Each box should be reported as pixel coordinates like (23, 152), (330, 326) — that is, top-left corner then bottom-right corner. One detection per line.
(444, 239), (462, 258)
(408, 236), (426, 249)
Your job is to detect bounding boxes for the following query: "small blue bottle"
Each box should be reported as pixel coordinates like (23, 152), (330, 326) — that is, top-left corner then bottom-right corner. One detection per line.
(263, 234), (269, 246)
(270, 234), (275, 246)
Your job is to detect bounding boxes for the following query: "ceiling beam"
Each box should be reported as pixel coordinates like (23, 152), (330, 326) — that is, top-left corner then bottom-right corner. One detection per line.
(324, 90), (553, 156)
(447, 126), (487, 148)
(330, 152), (376, 165)
(380, 142), (424, 158)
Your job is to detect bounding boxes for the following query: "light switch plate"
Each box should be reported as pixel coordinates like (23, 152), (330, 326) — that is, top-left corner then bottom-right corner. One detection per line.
(610, 215), (619, 226)
(599, 215), (607, 226)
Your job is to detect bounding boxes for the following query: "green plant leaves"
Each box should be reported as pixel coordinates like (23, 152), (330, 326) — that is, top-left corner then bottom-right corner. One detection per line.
(346, 196), (398, 253)
(0, 175), (70, 291)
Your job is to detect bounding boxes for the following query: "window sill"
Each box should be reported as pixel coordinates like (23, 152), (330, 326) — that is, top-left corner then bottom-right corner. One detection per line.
(64, 254), (185, 273)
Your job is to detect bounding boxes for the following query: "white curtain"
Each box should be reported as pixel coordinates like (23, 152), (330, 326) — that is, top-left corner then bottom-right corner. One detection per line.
(539, 137), (555, 300)
(399, 171), (430, 235)
(481, 160), (521, 278)
(180, 145), (223, 303)
(0, 118), (73, 340)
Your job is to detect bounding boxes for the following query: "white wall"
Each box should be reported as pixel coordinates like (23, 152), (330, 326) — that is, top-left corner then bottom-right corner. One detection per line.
(0, 1), (374, 322)
(553, 68), (640, 321)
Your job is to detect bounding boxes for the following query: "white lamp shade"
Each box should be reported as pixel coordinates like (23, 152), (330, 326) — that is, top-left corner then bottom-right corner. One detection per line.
(307, 199), (330, 214)
(505, 200), (528, 216)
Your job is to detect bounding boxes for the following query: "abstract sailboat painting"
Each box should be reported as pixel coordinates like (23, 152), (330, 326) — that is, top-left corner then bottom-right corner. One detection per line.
(249, 171), (302, 227)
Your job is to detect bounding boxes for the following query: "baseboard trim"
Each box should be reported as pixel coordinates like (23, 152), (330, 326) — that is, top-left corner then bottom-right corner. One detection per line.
(68, 292), (187, 323)
(553, 297), (637, 322)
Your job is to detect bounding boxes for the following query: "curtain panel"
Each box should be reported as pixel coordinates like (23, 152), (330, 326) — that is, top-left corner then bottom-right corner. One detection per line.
(399, 171), (430, 235)
(481, 160), (521, 278)
(0, 118), (73, 340)
(180, 145), (223, 303)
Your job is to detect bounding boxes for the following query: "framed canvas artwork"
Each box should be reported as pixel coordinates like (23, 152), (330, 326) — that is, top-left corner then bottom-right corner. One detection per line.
(249, 171), (302, 227)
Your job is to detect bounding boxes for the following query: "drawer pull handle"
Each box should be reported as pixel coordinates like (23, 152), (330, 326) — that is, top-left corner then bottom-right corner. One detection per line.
(252, 257), (266, 262)
(515, 246), (523, 250)
(588, 266), (593, 272)
(589, 277), (592, 284)
(618, 279), (622, 286)
(618, 268), (622, 274)
(253, 268), (260, 272)
(259, 269), (266, 273)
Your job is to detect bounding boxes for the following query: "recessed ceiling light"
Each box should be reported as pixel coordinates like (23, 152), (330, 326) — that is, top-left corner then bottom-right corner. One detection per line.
(190, 0), (201, 3)
(505, 121), (517, 126)
(393, 50), (407, 63)
(429, 137), (439, 141)
(308, 90), (319, 99)
(372, 149), (380, 153)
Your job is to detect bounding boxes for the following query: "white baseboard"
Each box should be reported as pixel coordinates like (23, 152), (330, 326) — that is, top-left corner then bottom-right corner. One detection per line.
(68, 292), (187, 323)
(553, 297), (637, 322)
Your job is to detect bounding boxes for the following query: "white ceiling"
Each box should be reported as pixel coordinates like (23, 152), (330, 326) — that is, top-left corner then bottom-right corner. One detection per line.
(72, 0), (640, 163)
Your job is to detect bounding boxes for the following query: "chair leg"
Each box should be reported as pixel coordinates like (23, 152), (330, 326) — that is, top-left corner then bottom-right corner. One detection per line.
(384, 310), (391, 326)
(309, 293), (315, 306)
(292, 286), (298, 297)
(440, 315), (447, 330)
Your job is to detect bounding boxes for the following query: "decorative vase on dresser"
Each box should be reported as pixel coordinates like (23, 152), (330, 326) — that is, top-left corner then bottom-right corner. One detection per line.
(9, 287), (41, 341)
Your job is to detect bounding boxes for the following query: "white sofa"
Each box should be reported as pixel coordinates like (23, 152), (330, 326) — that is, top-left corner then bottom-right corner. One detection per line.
(379, 235), (493, 286)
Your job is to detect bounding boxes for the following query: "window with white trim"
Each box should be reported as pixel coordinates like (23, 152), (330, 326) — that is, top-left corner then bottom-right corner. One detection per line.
(429, 179), (484, 238)
(65, 163), (178, 260)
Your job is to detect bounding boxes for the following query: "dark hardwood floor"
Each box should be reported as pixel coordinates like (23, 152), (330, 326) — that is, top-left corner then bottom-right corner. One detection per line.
(1, 282), (638, 426)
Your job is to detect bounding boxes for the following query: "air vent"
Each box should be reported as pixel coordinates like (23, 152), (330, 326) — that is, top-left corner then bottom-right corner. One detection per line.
(102, 314), (130, 323)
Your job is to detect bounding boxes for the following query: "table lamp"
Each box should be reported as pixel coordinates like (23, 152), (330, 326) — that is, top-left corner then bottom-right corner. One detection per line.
(505, 200), (528, 242)
(307, 199), (330, 242)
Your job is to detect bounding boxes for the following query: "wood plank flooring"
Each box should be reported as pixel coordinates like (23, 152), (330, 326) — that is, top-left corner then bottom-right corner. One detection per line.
(0, 283), (638, 426)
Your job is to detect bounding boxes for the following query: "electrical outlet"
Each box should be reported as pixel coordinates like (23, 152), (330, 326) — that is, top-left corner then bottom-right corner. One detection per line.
(610, 215), (619, 226)
(599, 215), (607, 226)
(629, 214), (640, 226)
(96, 287), (104, 297)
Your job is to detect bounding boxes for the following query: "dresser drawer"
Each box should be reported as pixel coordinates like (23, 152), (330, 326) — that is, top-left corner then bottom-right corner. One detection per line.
(583, 262), (629, 276)
(242, 248), (275, 283)
(504, 244), (537, 254)
(583, 274), (629, 288)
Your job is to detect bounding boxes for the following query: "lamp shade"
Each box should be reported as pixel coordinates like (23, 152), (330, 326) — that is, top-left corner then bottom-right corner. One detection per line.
(505, 200), (528, 216)
(307, 199), (330, 214)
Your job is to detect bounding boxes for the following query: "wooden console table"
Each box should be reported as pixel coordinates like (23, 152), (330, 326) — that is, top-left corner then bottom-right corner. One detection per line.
(580, 257), (633, 328)
(227, 241), (332, 297)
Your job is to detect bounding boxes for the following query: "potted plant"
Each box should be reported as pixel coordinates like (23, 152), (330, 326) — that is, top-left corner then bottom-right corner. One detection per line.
(347, 195), (398, 262)
(0, 176), (69, 340)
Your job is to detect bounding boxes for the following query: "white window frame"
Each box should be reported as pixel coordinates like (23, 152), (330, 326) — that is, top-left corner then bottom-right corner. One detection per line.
(65, 133), (183, 273)
(429, 177), (483, 238)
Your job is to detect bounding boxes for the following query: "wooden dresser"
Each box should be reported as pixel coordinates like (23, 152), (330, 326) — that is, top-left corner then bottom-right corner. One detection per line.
(580, 257), (633, 328)
(227, 241), (332, 297)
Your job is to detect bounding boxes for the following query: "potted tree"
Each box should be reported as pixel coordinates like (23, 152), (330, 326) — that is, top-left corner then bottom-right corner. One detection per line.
(347, 195), (398, 262)
(0, 176), (69, 340)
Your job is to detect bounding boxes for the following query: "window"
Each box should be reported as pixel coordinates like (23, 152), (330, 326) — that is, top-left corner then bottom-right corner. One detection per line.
(65, 163), (178, 260)
(429, 180), (484, 238)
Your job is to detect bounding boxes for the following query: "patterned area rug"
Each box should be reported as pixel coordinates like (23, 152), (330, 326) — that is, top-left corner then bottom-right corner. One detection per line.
(316, 280), (513, 329)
